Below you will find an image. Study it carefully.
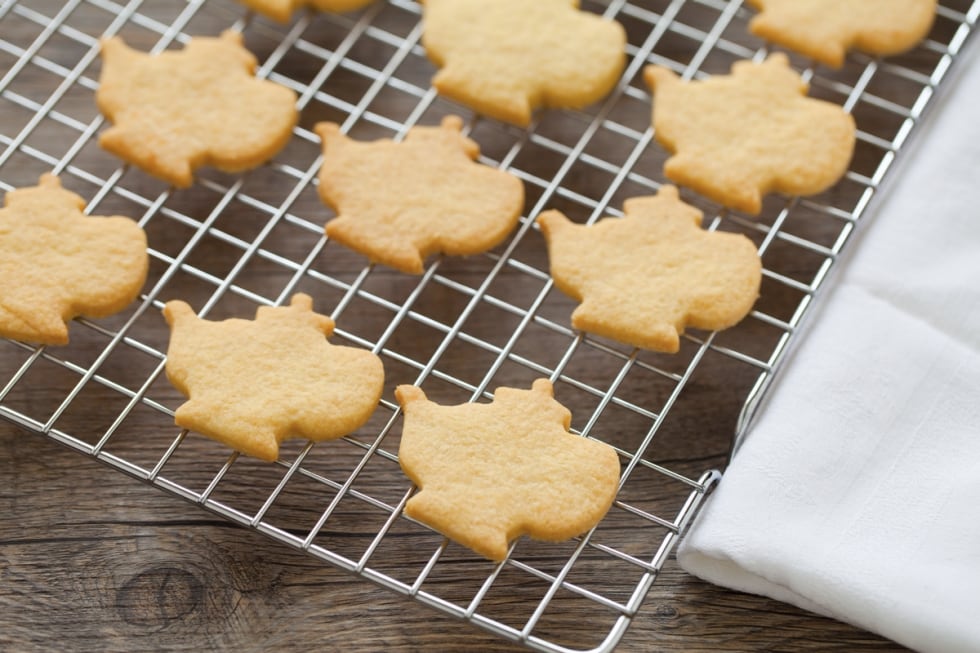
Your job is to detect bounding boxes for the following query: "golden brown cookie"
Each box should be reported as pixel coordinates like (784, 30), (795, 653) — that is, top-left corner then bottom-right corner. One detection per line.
(0, 174), (148, 346)
(538, 186), (761, 353)
(644, 54), (856, 215)
(315, 115), (524, 274)
(746, 0), (937, 68)
(395, 379), (620, 561)
(236, 0), (375, 23)
(97, 30), (298, 188)
(163, 293), (384, 462)
(421, 0), (626, 126)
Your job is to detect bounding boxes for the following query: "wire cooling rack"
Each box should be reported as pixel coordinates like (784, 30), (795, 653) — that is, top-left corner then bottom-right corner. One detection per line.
(1, 1), (977, 651)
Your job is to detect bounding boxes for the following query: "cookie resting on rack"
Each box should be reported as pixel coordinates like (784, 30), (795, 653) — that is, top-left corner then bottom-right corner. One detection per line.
(0, 174), (148, 346)
(421, 0), (626, 126)
(162, 294), (384, 462)
(395, 379), (621, 561)
(315, 115), (524, 274)
(236, 0), (375, 23)
(746, 0), (937, 68)
(538, 186), (761, 353)
(644, 54), (856, 215)
(96, 30), (298, 188)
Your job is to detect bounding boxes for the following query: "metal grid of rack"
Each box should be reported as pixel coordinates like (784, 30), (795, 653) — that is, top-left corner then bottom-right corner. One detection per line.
(1, 1), (976, 650)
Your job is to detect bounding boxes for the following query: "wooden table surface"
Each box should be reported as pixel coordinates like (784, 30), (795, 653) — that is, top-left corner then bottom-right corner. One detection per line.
(4, 0), (967, 650)
(0, 421), (908, 652)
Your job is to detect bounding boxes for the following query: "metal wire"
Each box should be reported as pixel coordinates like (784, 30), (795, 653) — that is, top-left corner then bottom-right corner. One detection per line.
(1, 1), (977, 650)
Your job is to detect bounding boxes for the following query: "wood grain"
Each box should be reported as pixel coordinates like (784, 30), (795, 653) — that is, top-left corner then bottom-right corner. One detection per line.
(0, 422), (907, 653)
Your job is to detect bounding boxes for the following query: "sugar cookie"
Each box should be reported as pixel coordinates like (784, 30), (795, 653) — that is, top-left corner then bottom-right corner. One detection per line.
(97, 30), (298, 188)
(644, 54), (855, 214)
(422, 0), (626, 126)
(395, 379), (620, 561)
(746, 0), (937, 68)
(163, 294), (384, 462)
(0, 175), (147, 346)
(236, 0), (375, 23)
(538, 186), (762, 353)
(316, 116), (524, 274)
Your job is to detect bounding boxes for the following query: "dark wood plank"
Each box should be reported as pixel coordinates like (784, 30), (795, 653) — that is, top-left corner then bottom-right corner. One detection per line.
(0, 422), (906, 652)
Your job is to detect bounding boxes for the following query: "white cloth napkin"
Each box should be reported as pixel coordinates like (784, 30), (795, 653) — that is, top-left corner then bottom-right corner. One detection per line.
(677, 41), (980, 653)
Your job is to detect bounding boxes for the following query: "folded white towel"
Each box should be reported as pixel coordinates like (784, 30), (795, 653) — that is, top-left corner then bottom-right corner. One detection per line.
(677, 40), (980, 653)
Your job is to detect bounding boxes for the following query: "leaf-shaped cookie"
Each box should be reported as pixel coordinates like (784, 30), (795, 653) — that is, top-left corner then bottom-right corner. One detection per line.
(163, 294), (384, 462)
(746, 0), (937, 68)
(644, 54), (856, 215)
(97, 30), (298, 188)
(0, 174), (148, 346)
(395, 379), (620, 561)
(422, 0), (626, 126)
(538, 186), (761, 353)
(315, 116), (524, 274)
(236, 0), (375, 23)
